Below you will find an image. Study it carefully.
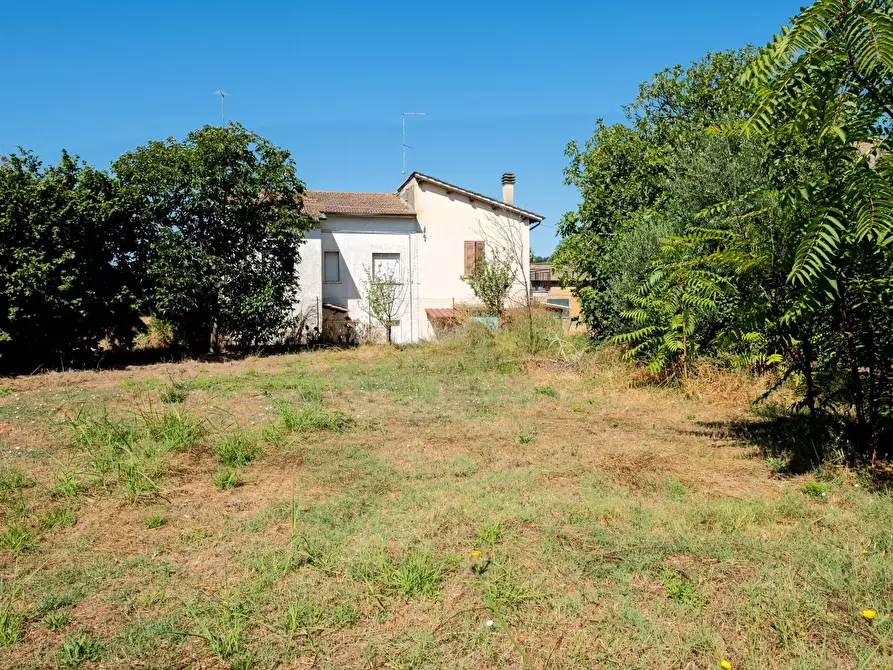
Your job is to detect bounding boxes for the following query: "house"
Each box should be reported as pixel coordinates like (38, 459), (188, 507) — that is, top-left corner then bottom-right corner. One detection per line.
(530, 263), (582, 319)
(294, 172), (543, 343)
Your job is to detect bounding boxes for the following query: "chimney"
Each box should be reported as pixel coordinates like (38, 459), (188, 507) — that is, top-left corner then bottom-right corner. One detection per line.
(501, 173), (515, 206)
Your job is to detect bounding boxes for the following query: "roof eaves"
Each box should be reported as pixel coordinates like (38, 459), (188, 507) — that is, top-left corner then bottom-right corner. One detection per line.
(397, 171), (545, 222)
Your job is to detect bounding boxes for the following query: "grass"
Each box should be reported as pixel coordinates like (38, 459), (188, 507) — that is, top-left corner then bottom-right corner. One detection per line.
(213, 468), (239, 490)
(2, 324), (893, 668)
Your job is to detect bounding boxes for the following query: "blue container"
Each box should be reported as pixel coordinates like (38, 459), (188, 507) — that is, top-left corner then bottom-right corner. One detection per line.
(470, 316), (499, 332)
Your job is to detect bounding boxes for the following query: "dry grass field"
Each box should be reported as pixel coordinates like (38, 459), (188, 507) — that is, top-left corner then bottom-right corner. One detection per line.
(0, 327), (891, 669)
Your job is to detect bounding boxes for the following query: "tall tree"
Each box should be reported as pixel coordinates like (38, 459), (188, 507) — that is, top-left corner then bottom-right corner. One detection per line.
(114, 124), (314, 353)
(0, 150), (138, 370)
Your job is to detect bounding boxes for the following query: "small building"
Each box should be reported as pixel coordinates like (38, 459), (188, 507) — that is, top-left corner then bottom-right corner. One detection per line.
(530, 263), (583, 321)
(295, 172), (544, 343)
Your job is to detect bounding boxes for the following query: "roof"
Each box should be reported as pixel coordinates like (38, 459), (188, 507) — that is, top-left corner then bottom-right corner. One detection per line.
(303, 190), (415, 217)
(425, 308), (459, 321)
(397, 171), (544, 223)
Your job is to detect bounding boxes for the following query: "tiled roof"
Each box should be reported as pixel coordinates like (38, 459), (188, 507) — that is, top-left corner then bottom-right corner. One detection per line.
(303, 190), (415, 217)
(425, 308), (459, 321)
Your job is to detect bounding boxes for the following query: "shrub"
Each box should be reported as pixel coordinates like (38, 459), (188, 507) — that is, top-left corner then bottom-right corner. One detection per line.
(801, 480), (829, 498)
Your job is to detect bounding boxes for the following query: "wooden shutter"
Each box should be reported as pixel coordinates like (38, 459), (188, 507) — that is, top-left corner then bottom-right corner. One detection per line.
(464, 241), (486, 275)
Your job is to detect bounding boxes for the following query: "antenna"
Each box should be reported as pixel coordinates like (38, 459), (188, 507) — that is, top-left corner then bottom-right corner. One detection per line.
(401, 112), (427, 176)
(213, 90), (230, 126)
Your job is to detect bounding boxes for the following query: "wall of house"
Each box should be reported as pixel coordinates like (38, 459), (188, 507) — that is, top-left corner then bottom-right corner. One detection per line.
(293, 228), (322, 335)
(316, 215), (421, 343)
(406, 179), (531, 339)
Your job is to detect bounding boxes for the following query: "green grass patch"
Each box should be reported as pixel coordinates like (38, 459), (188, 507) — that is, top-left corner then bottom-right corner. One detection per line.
(213, 469), (240, 491)
(280, 402), (347, 433)
(215, 432), (261, 467)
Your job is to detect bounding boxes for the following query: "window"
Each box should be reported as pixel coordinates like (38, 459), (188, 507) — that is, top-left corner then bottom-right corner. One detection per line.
(372, 253), (401, 283)
(463, 241), (485, 275)
(324, 251), (340, 283)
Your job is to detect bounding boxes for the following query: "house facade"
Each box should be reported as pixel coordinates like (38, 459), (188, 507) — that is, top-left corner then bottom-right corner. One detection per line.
(294, 172), (543, 343)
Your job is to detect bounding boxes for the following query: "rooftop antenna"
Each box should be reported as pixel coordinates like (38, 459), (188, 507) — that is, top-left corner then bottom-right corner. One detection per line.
(213, 90), (230, 126)
(402, 112), (427, 176)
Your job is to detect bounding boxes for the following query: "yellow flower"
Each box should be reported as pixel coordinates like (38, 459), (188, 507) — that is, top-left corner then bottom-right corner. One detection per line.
(470, 550), (482, 558)
(720, 660), (733, 670)
(862, 548), (869, 555)
(862, 609), (878, 620)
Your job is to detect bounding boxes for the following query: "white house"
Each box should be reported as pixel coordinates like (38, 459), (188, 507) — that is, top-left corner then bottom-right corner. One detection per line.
(294, 172), (543, 343)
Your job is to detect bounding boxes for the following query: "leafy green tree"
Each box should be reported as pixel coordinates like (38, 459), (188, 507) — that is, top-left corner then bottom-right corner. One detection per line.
(555, 49), (760, 336)
(462, 251), (514, 317)
(114, 124), (313, 353)
(0, 151), (138, 370)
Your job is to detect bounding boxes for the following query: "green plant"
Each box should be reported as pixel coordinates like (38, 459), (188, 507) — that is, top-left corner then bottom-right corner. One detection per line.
(213, 469), (239, 491)
(186, 600), (247, 661)
(159, 383), (188, 404)
(59, 631), (102, 668)
(0, 388), (13, 397)
(534, 385), (560, 399)
(53, 470), (84, 496)
(0, 583), (22, 646)
(141, 407), (202, 452)
(461, 249), (515, 316)
(280, 403), (346, 433)
(146, 513), (166, 529)
(0, 523), (35, 554)
(666, 478), (687, 499)
(660, 569), (706, 608)
(476, 520), (502, 548)
(215, 432), (261, 467)
(37, 508), (76, 530)
(801, 480), (829, 499)
(0, 467), (32, 492)
(44, 610), (69, 632)
(379, 550), (445, 598)
(481, 562), (537, 610)
(518, 429), (537, 445)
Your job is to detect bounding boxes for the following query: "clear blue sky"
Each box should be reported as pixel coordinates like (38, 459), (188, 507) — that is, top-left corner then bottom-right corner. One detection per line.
(3, 1), (804, 255)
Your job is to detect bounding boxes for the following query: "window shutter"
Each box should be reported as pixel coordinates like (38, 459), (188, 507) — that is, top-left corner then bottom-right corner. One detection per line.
(464, 241), (475, 275)
(474, 241), (485, 268)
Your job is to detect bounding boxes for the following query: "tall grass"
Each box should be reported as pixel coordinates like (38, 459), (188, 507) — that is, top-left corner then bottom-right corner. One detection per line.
(280, 403), (346, 433)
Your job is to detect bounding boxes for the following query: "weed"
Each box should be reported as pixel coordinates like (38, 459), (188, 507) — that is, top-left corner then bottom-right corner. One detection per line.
(0, 467), (32, 492)
(186, 600), (247, 661)
(37, 593), (78, 614)
(146, 513), (166, 529)
(0, 388), (13, 397)
(534, 384), (560, 399)
(280, 402), (346, 433)
(330, 603), (359, 628)
(448, 457), (478, 477)
(801, 480), (829, 498)
(660, 569), (706, 608)
(213, 468), (239, 491)
(481, 562), (537, 610)
(37, 508), (76, 530)
(282, 594), (324, 649)
(53, 470), (84, 496)
(142, 408), (202, 452)
(518, 428), (537, 444)
(44, 610), (69, 632)
(59, 631), (102, 668)
(765, 454), (790, 474)
(476, 520), (502, 548)
(0, 522), (35, 553)
(159, 383), (188, 404)
(379, 550), (445, 598)
(666, 477), (687, 499)
(0, 583), (22, 646)
(215, 432), (261, 467)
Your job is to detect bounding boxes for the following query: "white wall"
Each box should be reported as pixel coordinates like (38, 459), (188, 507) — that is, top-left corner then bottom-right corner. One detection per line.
(294, 228), (322, 331)
(406, 180), (531, 339)
(318, 216), (421, 343)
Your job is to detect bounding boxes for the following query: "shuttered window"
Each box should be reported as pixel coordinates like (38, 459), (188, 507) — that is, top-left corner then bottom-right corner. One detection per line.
(463, 241), (485, 275)
(324, 251), (340, 283)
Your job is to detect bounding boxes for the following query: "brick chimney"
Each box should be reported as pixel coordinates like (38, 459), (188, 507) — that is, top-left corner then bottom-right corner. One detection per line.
(502, 173), (515, 206)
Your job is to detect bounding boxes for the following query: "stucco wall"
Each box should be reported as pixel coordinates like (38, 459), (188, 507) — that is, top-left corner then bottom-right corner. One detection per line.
(293, 228), (322, 333)
(408, 180), (531, 339)
(317, 216), (421, 343)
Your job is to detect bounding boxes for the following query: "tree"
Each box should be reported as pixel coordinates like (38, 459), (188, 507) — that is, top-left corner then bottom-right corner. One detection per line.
(114, 124), (313, 353)
(462, 250), (514, 316)
(361, 263), (408, 344)
(0, 150), (138, 370)
(555, 49), (759, 337)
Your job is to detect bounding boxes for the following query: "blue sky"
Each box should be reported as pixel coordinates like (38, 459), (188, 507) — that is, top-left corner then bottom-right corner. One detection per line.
(3, 1), (804, 255)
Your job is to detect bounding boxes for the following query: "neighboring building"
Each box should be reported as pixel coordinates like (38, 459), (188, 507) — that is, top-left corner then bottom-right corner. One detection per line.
(295, 172), (543, 343)
(530, 263), (582, 320)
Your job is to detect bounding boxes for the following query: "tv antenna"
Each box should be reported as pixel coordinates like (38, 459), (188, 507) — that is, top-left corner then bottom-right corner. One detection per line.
(402, 112), (427, 176)
(213, 90), (230, 126)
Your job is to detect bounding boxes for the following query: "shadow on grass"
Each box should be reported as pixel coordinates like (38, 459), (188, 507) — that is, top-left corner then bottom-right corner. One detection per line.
(687, 405), (847, 475)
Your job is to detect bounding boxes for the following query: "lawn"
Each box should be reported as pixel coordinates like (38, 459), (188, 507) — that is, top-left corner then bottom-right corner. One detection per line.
(0, 329), (891, 669)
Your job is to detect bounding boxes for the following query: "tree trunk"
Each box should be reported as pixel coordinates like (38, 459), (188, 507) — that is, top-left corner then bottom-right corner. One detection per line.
(210, 317), (220, 355)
